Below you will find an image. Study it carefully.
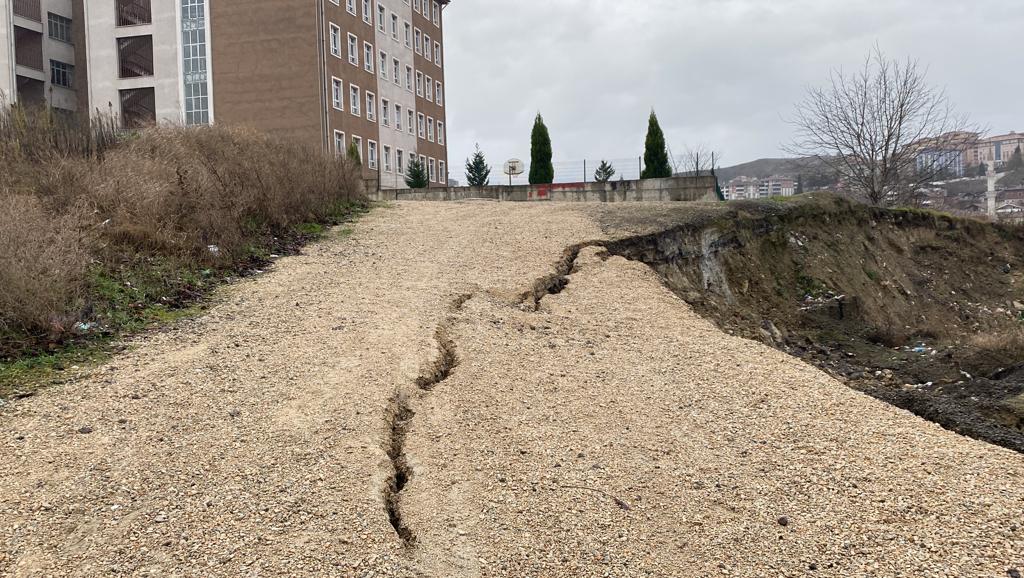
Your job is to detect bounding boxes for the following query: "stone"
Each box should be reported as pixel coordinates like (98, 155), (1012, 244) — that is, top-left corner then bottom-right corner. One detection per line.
(77, 426), (94, 435)
(777, 516), (790, 527)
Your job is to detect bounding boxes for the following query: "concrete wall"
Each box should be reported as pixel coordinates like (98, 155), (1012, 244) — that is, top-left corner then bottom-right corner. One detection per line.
(0, 0), (13, 103)
(367, 175), (719, 203)
(83, 0), (183, 121)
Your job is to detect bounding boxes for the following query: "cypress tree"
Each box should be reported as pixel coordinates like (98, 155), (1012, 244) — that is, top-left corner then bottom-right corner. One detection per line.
(529, 113), (554, 184)
(1009, 146), (1024, 171)
(465, 144), (492, 186)
(405, 157), (429, 189)
(796, 174), (805, 195)
(641, 110), (672, 179)
(594, 160), (616, 183)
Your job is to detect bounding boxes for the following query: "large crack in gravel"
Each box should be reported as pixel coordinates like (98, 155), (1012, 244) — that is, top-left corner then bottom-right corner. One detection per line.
(520, 242), (602, 310)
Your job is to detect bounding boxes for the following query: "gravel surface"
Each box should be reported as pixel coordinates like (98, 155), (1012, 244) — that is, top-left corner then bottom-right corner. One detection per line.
(1, 201), (1022, 577)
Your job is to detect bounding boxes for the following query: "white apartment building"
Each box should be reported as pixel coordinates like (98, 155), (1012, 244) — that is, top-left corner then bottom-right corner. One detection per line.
(1, 0), (78, 110)
(80, 0), (213, 126)
(374, 0), (418, 189)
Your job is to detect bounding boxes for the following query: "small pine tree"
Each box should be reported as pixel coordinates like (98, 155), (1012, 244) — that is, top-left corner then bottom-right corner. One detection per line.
(1008, 146), (1024, 171)
(465, 144), (491, 186)
(405, 157), (429, 189)
(796, 174), (805, 195)
(641, 110), (672, 179)
(529, 113), (554, 184)
(347, 142), (362, 166)
(977, 162), (988, 177)
(594, 160), (615, 183)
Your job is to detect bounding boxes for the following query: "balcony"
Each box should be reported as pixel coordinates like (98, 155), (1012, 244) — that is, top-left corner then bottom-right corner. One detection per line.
(14, 26), (43, 71)
(117, 35), (154, 78)
(13, 0), (41, 22)
(116, 0), (152, 27)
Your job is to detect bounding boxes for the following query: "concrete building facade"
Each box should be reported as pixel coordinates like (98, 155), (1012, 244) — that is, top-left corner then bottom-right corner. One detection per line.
(2, 0), (79, 110)
(4, 0), (451, 189)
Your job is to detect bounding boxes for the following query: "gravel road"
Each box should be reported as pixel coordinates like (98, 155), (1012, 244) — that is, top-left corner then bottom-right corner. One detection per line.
(1, 202), (1021, 577)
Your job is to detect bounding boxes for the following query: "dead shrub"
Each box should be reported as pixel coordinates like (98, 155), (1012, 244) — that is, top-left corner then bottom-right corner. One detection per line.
(969, 328), (1024, 361)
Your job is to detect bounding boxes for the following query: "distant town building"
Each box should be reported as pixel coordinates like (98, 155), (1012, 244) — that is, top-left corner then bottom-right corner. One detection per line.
(977, 132), (1024, 171)
(0, 0), (80, 111)
(723, 175), (795, 200)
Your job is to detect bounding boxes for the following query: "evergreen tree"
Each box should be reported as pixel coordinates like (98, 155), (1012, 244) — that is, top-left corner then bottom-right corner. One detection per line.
(1008, 146), (1024, 171)
(594, 160), (615, 183)
(347, 142), (362, 166)
(465, 144), (492, 186)
(641, 110), (672, 179)
(405, 157), (429, 189)
(529, 113), (554, 184)
(796, 174), (805, 195)
(977, 162), (988, 177)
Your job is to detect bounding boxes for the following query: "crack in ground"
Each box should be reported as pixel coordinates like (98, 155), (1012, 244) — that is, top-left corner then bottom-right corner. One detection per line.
(520, 242), (603, 311)
(382, 295), (467, 547)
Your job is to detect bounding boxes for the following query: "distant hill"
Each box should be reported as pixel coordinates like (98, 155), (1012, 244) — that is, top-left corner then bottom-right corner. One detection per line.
(713, 157), (839, 187)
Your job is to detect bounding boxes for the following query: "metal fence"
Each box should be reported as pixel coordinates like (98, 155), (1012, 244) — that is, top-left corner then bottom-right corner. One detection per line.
(448, 154), (706, 187)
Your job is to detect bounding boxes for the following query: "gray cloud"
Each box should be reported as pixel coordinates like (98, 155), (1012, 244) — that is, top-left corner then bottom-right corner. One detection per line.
(443, 0), (1022, 182)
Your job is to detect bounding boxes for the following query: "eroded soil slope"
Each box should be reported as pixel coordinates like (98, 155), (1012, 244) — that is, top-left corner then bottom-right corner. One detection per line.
(601, 194), (1024, 452)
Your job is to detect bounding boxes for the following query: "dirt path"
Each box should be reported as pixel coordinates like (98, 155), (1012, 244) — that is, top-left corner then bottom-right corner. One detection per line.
(1, 202), (1022, 577)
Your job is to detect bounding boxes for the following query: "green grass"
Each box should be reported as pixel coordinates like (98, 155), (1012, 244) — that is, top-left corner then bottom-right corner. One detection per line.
(0, 341), (113, 398)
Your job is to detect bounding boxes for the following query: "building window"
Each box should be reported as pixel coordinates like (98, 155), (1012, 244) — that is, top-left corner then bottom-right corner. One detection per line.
(437, 121), (444, 144)
(424, 35), (431, 61)
(417, 113), (425, 138)
(405, 66), (413, 91)
(334, 130), (346, 155)
(407, 110), (414, 134)
(347, 34), (358, 65)
(365, 91), (376, 121)
(435, 81), (443, 106)
(381, 98), (390, 126)
(439, 161), (446, 183)
(379, 50), (388, 80)
(346, 0), (356, 15)
(425, 76), (433, 101)
(395, 104), (402, 131)
(392, 58), (401, 85)
(397, 149), (405, 174)
(181, 0), (210, 125)
(49, 60), (73, 88)
(377, 3), (385, 31)
(330, 24), (341, 57)
(383, 145), (392, 172)
(350, 84), (361, 116)
(364, 42), (374, 72)
(433, 1), (440, 26)
(117, 35), (154, 78)
(362, 0), (371, 24)
(331, 77), (344, 110)
(368, 140), (378, 169)
(404, 22), (411, 47)
(391, 14), (399, 39)
(434, 42), (441, 66)
(415, 71), (423, 96)
(351, 136), (363, 163)
(116, 0), (151, 27)
(47, 13), (73, 44)
(427, 116), (434, 142)
(414, 28), (422, 54)
(429, 158), (436, 182)
(119, 87), (155, 128)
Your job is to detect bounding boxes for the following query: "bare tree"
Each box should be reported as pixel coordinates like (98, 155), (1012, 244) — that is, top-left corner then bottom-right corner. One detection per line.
(669, 144), (722, 177)
(787, 46), (981, 206)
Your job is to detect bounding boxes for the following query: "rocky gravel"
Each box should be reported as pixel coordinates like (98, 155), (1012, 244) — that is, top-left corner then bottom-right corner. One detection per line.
(1, 201), (1022, 577)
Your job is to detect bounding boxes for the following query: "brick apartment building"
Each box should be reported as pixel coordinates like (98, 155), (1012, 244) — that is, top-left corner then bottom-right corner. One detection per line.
(0, 0), (450, 188)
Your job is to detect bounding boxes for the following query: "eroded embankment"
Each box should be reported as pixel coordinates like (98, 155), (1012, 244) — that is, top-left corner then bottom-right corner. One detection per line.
(603, 194), (1024, 453)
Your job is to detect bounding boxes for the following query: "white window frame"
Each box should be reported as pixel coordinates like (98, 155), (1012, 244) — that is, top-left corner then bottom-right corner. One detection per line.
(415, 71), (423, 96)
(366, 91), (376, 122)
(347, 33), (359, 66)
(391, 14), (399, 39)
(383, 144), (392, 172)
(350, 84), (361, 116)
(352, 135), (363, 162)
(330, 24), (342, 57)
(364, 42), (374, 73)
(439, 160), (446, 183)
(362, 0), (371, 24)
(376, 2), (386, 32)
(368, 140), (378, 169)
(424, 35), (431, 60)
(333, 130), (346, 155)
(429, 157), (436, 182)
(379, 50), (388, 80)
(397, 149), (405, 174)
(425, 75), (433, 102)
(395, 104), (403, 131)
(407, 110), (414, 134)
(433, 1), (440, 26)
(405, 66), (414, 92)
(417, 112), (425, 138)
(381, 97), (390, 126)
(392, 58), (401, 86)
(404, 22), (412, 47)
(331, 77), (344, 110)
(435, 81), (443, 106)
(437, 120), (444, 144)
(414, 28), (422, 54)
(427, 116), (434, 142)
(434, 42), (441, 66)
(346, 0), (356, 15)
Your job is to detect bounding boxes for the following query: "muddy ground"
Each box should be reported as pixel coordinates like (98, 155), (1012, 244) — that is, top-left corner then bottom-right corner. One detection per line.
(593, 193), (1024, 454)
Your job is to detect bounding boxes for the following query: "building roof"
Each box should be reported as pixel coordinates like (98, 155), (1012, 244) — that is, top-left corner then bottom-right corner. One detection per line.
(984, 132), (1023, 143)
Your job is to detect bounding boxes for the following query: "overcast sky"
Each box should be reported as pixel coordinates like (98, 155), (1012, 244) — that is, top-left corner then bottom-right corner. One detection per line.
(442, 0), (1022, 183)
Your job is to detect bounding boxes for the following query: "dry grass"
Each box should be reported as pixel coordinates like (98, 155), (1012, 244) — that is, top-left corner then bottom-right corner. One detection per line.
(969, 327), (1024, 361)
(0, 105), (364, 354)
